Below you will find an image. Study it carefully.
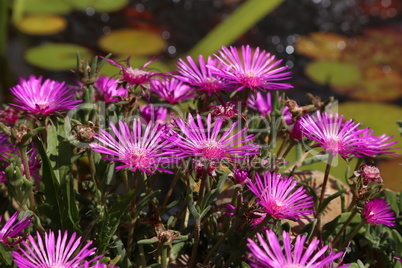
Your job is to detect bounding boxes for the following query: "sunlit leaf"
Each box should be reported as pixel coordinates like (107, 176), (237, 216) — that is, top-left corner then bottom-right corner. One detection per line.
(98, 29), (166, 56)
(17, 14), (67, 35)
(69, 0), (129, 13)
(25, 43), (93, 71)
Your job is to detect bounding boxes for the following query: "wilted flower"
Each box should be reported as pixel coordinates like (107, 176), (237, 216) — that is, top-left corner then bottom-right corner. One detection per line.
(151, 77), (196, 104)
(233, 168), (249, 185)
(0, 212), (33, 246)
(176, 55), (232, 96)
(209, 101), (241, 120)
(94, 75), (127, 103)
(211, 45), (293, 92)
(173, 113), (260, 161)
(107, 57), (159, 86)
(247, 229), (347, 268)
(362, 198), (395, 227)
(247, 171), (315, 221)
(90, 119), (180, 174)
(140, 104), (168, 125)
(0, 106), (20, 125)
(12, 230), (99, 267)
(9, 75), (81, 117)
(355, 165), (382, 185)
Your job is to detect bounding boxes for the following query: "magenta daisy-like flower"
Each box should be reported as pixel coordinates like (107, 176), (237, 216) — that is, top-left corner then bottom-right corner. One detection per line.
(12, 230), (98, 268)
(9, 75), (81, 117)
(175, 55), (232, 96)
(247, 171), (315, 221)
(151, 77), (196, 104)
(247, 92), (273, 117)
(107, 57), (160, 86)
(210, 45), (293, 92)
(356, 128), (398, 157)
(247, 229), (347, 268)
(173, 113), (260, 161)
(94, 76), (127, 103)
(300, 111), (370, 158)
(90, 119), (180, 174)
(0, 212), (33, 246)
(362, 198), (395, 226)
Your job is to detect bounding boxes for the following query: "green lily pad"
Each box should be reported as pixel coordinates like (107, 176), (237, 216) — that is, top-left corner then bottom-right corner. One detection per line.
(99, 56), (172, 77)
(22, 0), (73, 14)
(98, 29), (166, 57)
(333, 65), (402, 102)
(69, 0), (129, 13)
(25, 43), (93, 71)
(295, 32), (349, 60)
(305, 60), (361, 87)
(17, 15), (67, 35)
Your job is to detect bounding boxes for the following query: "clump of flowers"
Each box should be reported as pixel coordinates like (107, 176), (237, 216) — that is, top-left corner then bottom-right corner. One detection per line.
(0, 45), (400, 268)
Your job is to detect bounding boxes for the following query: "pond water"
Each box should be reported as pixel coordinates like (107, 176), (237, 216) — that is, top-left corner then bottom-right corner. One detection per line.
(3, 0), (402, 190)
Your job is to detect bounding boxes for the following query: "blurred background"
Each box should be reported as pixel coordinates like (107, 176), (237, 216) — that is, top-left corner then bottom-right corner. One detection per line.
(1, 0), (401, 190)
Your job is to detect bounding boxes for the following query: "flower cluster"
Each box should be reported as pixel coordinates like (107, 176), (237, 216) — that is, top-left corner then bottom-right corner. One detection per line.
(1, 44), (399, 268)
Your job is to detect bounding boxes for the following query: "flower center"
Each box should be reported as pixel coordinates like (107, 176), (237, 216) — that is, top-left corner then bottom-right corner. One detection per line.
(200, 78), (223, 93)
(264, 199), (288, 219)
(284, 264), (304, 268)
(198, 139), (224, 159)
(126, 148), (151, 169)
(325, 136), (341, 154)
(240, 71), (261, 88)
(124, 67), (150, 85)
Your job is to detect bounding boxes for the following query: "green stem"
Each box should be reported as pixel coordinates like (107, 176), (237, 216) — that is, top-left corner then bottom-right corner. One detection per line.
(160, 172), (180, 213)
(341, 220), (365, 248)
(19, 146), (37, 215)
(316, 154), (334, 234)
(188, 218), (201, 268)
(138, 244), (147, 268)
(332, 208), (358, 247)
(161, 244), (168, 268)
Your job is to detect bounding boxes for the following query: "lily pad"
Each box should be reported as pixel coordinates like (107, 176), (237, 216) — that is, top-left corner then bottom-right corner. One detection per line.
(98, 29), (166, 57)
(22, 0), (73, 14)
(338, 101), (402, 155)
(295, 32), (349, 60)
(25, 43), (93, 71)
(70, 0), (129, 13)
(99, 56), (172, 77)
(333, 65), (402, 102)
(305, 60), (361, 87)
(17, 15), (67, 35)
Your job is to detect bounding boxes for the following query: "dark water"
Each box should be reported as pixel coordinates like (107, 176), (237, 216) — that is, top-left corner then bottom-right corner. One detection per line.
(4, 0), (402, 105)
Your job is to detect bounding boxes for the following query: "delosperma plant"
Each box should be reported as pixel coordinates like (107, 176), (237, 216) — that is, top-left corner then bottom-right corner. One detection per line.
(0, 45), (400, 268)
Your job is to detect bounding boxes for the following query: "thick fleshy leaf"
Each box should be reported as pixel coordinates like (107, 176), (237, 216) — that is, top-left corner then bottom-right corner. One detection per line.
(25, 43), (93, 71)
(98, 29), (166, 56)
(17, 15), (67, 35)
